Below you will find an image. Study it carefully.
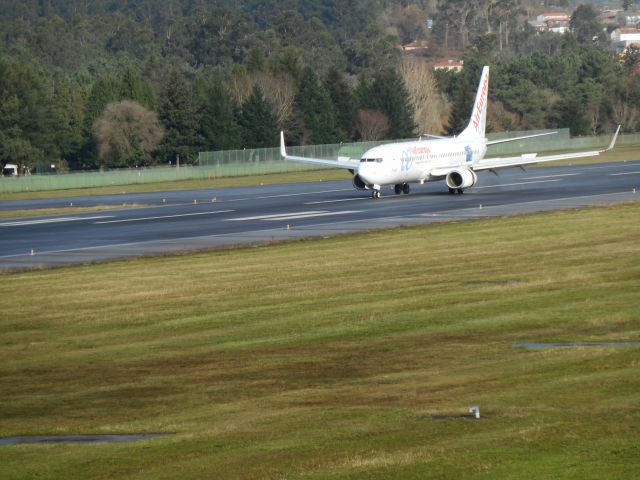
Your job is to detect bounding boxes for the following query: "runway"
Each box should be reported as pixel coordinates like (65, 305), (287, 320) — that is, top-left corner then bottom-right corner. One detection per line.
(1, 160), (639, 270)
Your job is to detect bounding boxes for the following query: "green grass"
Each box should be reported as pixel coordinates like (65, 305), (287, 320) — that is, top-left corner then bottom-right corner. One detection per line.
(0, 169), (350, 201)
(0, 203), (639, 479)
(0, 204), (145, 218)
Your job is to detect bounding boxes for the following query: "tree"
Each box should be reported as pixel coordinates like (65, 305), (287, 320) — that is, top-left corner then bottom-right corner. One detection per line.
(120, 69), (155, 109)
(93, 101), (164, 169)
(570, 5), (604, 44)
(345, 23), (400, 74)
(400, 58), (449, 135)
(387, 4), (427, 44)
(158, 71), (201, 164)
(295, 66), (339, 144)
(324, 67), (356, 140)
(237, 85), (278, 148)
(197, 82), (241, 151)
(356, 109), (389, 140)
(250, 71), (297, 129)
(0, 56), (56, 169)
(359, 68), (416, 139)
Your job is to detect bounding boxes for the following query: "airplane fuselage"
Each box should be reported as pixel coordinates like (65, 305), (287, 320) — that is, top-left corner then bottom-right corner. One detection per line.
(356, 137), (488, 188)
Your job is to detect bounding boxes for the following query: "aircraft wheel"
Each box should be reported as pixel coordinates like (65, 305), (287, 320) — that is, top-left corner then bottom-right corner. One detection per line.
(394, 184), (402, 195)
(402, 183), (410, 194)
(448, 187), (456, 194)
(457, 188), (464, 195)
(371, 190), (381, 199)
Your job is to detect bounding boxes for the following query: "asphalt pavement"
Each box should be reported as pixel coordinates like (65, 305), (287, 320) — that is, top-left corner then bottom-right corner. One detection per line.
(1, 160), (638, 270)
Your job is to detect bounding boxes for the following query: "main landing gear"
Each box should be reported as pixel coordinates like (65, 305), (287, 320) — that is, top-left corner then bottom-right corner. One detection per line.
(448, 187), (464, 195)
(394, 183), (410, 195)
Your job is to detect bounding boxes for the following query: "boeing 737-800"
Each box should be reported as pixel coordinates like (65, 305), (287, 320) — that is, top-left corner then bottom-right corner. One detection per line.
(280, 66), (620, 198)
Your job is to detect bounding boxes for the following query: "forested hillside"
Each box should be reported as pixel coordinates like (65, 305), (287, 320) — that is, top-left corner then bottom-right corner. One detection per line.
(0, 0), (638, 171)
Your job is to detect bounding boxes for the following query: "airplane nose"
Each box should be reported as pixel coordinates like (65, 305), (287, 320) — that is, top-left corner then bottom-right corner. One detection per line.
(358, 163), (373, 183)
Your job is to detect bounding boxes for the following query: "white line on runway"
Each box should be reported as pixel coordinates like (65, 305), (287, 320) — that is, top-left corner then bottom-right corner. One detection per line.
(524, 173), (581, 180)
(226, 211), (324, 221)
(473, 179), (562, 189)
(263, 210), (361, 221)
(0, 216), (114, 227)
(226, 211), (333, 221)
(226, 210), (361, 222)
(609, 171), (640, 176)
(255, 188), (351, 199)
(305, 198), (362, 205)
(229, 189), (352, 202)
(94, 210), (235, 224)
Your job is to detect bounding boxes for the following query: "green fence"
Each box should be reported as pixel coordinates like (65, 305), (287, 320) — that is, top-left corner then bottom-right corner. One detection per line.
(2, 130), (639, 194)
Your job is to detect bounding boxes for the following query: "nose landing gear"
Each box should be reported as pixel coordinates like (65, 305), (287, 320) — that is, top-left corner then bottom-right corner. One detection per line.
(371, 190), (381, 199)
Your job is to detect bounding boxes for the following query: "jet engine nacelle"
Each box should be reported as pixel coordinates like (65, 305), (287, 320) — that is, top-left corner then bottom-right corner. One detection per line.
(446, 168), (477, 189)
(352, 174), (367, 190)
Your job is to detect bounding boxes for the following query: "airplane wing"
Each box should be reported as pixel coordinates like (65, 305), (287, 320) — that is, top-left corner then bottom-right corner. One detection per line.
(486, 131), (557, 145)
(280, 132), (360, 170)
(474, 125), (621, 172)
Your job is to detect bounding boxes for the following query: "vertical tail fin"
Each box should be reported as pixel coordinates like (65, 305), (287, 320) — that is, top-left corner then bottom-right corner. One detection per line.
(459, 66), (490, 140)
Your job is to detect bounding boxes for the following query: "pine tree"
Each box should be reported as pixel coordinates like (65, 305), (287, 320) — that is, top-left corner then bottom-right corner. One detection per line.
(324, 67), (356, 140)
(237, 85), (278, 148)
(158, 71), (201, 164)
(359, 68), (416, 139)
(295, 66), (339, 144)
(198, 82), (241, 151)
(120, 69), (155, 109)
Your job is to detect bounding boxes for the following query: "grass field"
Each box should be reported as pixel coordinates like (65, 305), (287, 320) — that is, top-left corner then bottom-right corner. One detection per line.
(0, 204), (145, 218)
(0, 203), (639, 479)
(0, 170), (350, 202)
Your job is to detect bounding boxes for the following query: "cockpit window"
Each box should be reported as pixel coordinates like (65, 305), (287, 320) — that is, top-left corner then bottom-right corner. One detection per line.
(376, 158), (383, 163)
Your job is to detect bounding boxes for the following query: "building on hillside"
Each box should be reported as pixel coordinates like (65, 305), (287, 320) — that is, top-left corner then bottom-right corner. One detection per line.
(537, 12), (570, 23)
(618, 12), (640, 27)
(528, 12), (570, 34)
(397, 39), (430, 54)
(611, 27), (640, 52)
(432, 59), (464, 72)
(600, 9), (620, 25)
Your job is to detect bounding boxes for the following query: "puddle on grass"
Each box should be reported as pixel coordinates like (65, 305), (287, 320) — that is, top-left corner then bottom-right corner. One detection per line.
(515, 342), (640, 349)
(0, 434), (165, 445)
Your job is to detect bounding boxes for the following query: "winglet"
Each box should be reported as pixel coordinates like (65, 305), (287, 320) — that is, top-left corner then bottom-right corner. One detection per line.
(601, 125), (621, 153)
(280, 131), (287, 158)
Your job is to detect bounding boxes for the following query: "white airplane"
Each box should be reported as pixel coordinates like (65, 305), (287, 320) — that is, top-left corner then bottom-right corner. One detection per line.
(280, 65), (621, 198)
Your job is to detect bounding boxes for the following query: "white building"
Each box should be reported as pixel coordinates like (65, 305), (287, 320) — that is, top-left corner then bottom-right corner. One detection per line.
(611, 27), (640, 47)
(530, 12), (570, 34)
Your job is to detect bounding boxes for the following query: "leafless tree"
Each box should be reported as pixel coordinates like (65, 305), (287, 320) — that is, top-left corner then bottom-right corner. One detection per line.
(94, 100), (164, 169)
(249, 71), (297, 128)
(228, 65), (252, 105)
(383, 4), (428, 44)
(612, 100), (639, 133)
(357, 109), (390, 140)
(400, 58), (450, 135)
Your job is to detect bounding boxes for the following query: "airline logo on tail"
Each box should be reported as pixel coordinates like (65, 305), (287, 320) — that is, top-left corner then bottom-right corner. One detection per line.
(472, 71), (489, 134)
